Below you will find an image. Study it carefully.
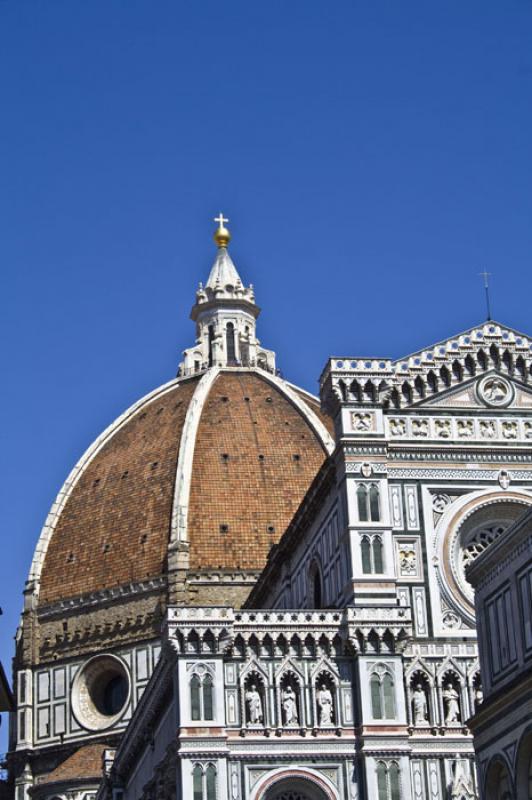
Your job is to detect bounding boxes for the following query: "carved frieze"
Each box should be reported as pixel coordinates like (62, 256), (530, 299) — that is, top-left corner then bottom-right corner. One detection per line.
(386, 414), (532, 443)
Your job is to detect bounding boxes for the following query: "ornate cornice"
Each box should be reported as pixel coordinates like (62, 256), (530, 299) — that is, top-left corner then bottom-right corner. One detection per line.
(320, 321), (532, 413)
(37, 576), (167, 620)
(165, 606), (412, 656)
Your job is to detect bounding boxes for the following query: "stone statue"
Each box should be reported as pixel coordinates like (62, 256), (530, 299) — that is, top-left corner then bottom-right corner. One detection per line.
(282, 685), (298, 726)
(412, 683), (428, 724)
(443, 683), (460, 724)
(245, 684), (263, 725)
(474, 687), (483, 711)
(317, 684), (333, 725)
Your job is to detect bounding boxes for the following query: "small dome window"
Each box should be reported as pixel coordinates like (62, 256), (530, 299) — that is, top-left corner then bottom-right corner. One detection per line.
(71, 654), (130, 731)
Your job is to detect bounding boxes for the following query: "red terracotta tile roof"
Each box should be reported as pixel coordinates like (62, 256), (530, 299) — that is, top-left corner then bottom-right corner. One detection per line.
(38, 370), (331, 603)
(41, 744), (105, 783)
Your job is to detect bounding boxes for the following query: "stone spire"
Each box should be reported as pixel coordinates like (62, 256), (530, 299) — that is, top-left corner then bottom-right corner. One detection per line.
(179, 215), (276, 375)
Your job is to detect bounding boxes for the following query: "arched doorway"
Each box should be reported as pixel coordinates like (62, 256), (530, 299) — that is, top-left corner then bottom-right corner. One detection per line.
(262, 778), (330, 800)
(515, 728), (532, 799)
(257, 770), (336, 800)
(484, 757), (514, 800)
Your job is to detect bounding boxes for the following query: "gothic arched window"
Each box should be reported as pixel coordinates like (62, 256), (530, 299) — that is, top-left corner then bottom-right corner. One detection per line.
(203, 674), (214, 720)
(372, 536), (384, 573)
(371, 673), (383, 718)
(361, 536), (372, 574)
(190, 671), (214, 721)
(369, 484), (381, 521)
(191, 675), (201, 721)
(357, 483), (381, 522)
(361, 535), (384, 574)
(357, 484), (369, 521)
(376, 761), (401, 800)
(382, 672), (396, 718)
(205, 764), (217, 800)
(226, 322), (236, 364)
(388, 762), (401, 800)
(193, 764), (203, 800)
(192, 763), (217, 800)
(308, 559), (323, 608)
(377, 762), (388, 799)
(371, 668), (396, 720)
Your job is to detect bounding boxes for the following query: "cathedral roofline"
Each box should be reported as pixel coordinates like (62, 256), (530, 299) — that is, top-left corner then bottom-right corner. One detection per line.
(319, 320), (532, 412)
(320, 319), (532, 380)
(23, 365), (333, 613)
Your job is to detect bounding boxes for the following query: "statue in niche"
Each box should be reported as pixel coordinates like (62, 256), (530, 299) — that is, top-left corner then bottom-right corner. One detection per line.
(412, 683), (428, 725)
(282, 684), (298, 726)
(443, 683), (461, 724)
(317, 683), (334, 725)
(245, 683), (263, 725)
(474, 687), (483, 711)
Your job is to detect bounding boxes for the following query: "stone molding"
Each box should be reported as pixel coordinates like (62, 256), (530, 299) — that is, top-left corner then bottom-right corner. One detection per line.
(37, 576), (166, 620)
(166, 606), (412, 655)
(169, 368), (221, 563)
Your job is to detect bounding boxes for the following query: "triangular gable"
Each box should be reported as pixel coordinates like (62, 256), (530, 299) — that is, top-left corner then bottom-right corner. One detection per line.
(422, 373), (532, 410)
(324, 320), (532, 411)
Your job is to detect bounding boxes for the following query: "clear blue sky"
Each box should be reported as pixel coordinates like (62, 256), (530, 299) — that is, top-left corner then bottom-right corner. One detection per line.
(1, 0), (531, 745)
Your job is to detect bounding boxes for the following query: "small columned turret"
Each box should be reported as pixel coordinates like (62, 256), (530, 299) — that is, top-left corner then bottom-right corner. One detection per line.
(179, 214), (276, 375)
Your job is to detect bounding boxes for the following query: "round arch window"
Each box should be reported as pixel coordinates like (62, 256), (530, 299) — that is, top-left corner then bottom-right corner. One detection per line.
(71, 654), (130, 731)
(263, 777), (331, 800)
(438, 494), (531, 622)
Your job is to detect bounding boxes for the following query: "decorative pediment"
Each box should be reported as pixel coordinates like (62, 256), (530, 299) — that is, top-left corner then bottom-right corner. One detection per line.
(436, 656), (465, 681)
(275, 656), (305, 683)
(240, 658), (269, 685)
(321, 321), (532, 411)
(423, 373), (532, 410)
(310, 656), (340, 682)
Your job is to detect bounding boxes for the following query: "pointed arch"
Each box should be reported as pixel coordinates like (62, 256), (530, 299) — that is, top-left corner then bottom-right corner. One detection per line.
(440, 365), (451, 387)
(464, 354), (476, 376)
(414, 375), (425, 398)
(372, 535), (384, 572)
(490, 343), (501, 367)
(427, 369), (438, 393)
(226, 321), (236, 364)
(357, 485), (369, 522)
(361, 535), (372, 573)
(369, 484), (381, 522)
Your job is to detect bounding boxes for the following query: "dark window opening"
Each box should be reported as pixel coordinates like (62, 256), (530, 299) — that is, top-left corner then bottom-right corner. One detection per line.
(208, 325), (215, 367)
(226, 322), (236, 364)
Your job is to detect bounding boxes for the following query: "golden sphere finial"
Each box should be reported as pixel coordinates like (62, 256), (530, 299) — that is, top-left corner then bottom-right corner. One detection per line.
(213, 212), (231, 248)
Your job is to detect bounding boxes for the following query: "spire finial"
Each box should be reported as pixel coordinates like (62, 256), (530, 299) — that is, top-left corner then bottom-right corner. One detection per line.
(213, 212), (231, 248)
(479, 270), (492, 321)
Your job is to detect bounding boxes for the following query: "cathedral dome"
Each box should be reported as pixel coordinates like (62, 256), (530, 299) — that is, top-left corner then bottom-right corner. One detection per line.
(33, 368), (333, 606)
(30, 219), (334, 608)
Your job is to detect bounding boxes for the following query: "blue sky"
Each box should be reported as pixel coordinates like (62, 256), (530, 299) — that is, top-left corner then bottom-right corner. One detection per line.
(1, 0), (531, 745)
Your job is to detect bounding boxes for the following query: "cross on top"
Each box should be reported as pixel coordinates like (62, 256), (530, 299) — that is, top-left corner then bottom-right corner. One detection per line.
(214, 212), (229, 227)
(479, 270), (493, 321)
(479, 270), (491, 288)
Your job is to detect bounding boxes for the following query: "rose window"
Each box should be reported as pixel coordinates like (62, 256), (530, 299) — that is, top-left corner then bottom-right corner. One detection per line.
(461, 524), (507, 568)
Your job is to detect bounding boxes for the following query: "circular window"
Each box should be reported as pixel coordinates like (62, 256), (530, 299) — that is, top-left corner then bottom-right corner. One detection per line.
(71, 654), (130, 731)
(438, 494), (531, 624)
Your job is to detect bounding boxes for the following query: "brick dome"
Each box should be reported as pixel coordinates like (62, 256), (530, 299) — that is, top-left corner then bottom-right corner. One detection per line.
(33, 368), (334, 606)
